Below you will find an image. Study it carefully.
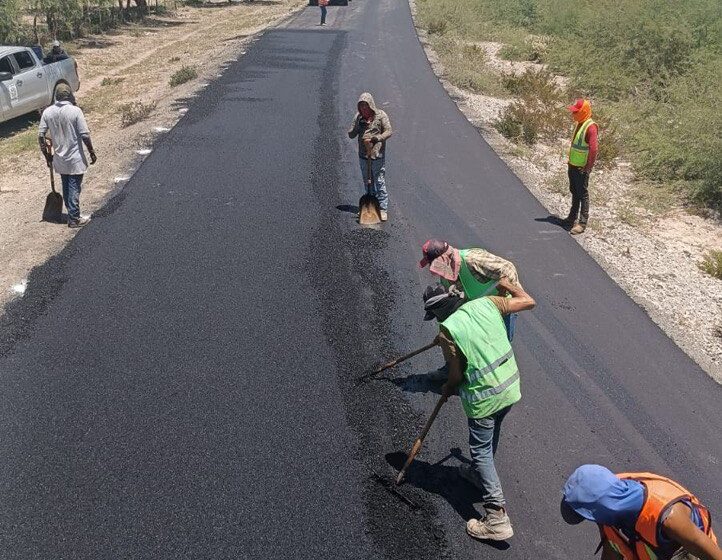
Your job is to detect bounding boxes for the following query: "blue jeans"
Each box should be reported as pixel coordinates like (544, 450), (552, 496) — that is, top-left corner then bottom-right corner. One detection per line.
(320, 5), (327, 24)
(468, 405), (512, 508)
(359, 157), (388, 210)
(504, 313), (517, 342)
(60, 174), (83, 222)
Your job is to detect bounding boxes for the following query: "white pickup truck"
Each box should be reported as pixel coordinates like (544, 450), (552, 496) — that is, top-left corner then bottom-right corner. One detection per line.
(0, 46), (80, 124)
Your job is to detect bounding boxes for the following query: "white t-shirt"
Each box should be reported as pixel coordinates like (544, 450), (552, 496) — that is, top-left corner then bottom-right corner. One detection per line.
(38, 102), (90, 176)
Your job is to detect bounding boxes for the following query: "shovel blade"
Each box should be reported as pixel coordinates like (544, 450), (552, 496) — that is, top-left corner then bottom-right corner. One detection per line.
(358, 194), (382, 225)
(42, 192), (64, 223)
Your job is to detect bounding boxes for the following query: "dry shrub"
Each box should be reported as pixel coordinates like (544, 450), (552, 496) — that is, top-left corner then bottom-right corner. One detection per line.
(119, 101), (157, 128)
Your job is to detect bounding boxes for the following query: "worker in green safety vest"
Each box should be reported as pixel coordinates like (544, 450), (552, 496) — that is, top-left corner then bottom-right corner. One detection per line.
(561, 98), (599, 235)
(423, 278), (535, 542)
(420, 239), (522, 380)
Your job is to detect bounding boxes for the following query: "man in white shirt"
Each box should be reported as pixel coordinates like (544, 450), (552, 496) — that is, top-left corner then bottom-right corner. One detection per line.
(38, 84), (97, 228)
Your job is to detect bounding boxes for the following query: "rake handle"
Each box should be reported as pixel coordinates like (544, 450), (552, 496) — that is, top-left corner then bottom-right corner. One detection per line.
(396, 394), (447, 485)
(373, 340), (438, 374)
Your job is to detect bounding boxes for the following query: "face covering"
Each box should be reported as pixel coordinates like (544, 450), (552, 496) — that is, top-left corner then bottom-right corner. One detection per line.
(573, 100), (592, 123)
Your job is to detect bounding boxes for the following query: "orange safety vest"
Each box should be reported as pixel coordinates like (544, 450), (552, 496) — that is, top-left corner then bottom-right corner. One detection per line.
(599, 472), (717, 560)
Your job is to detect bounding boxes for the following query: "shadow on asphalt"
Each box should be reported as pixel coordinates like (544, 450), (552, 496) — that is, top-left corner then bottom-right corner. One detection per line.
(386, 373), (443, 395)
(384, 450), (512, 551)
(336, 203), (358, 214)
(534, 214), (572, 231)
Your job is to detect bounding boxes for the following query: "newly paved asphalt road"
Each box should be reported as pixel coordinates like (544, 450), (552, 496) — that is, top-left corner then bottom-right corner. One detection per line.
(1, 0), (720, 558)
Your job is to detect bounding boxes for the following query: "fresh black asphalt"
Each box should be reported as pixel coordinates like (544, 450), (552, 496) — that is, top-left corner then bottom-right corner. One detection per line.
(0, 0), (720, 558)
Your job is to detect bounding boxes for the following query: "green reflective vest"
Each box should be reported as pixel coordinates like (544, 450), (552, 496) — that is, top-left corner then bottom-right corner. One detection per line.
(568, 118), (596, 167)
(441, 298), (521, 419)
(441, 249), (499, 298)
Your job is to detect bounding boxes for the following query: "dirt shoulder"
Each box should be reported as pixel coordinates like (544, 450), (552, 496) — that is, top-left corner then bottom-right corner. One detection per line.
(407, 1), (722, 380)
(0, 0), (305, 310)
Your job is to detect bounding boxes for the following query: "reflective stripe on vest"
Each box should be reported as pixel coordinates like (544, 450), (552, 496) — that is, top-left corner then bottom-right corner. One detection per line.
(600, 473), (717, 560)
(568, 118), (595, 167)
(458, 249), (499, 299)
(441, 297), (521, 419)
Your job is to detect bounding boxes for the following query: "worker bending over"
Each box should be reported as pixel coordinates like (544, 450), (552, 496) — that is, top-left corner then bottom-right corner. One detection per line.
(423, 278), (535, 541)
(561, 465), (721, 560)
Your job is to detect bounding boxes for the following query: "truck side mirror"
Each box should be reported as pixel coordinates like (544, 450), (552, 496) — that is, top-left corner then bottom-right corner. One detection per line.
(0, 72), (13, 82)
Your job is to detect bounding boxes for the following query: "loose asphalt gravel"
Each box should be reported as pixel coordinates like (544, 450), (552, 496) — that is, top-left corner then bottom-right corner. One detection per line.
(0, 0), (720, 558)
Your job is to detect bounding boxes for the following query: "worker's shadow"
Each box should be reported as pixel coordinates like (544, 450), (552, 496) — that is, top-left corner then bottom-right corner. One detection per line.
(385, 450), (511, 551)
(384, 373), (442, 395)
(336, 204), (359, 215)
(535, 215), (572, 231)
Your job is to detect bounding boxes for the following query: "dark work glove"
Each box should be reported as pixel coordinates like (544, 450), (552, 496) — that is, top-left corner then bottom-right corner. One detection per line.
(89, 151), (97, 165)
(370, 136), (380, 145)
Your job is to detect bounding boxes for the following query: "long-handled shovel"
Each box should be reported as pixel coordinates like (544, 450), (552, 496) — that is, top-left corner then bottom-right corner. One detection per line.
(356, 340), (438, 385)
(358, 141), (382, 225)
(42, 144), (63, 223)
(396, 394), (447, 485)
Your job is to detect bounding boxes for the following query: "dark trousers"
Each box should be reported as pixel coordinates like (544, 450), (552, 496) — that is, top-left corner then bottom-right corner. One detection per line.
(567, 165), (590, 224)
(320, 5), (327, 24)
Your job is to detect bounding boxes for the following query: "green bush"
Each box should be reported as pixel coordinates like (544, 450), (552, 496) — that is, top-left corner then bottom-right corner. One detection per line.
(169, 66), (198, 87)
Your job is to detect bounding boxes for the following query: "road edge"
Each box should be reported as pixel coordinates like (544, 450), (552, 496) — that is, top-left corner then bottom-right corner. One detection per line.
(404, 0), (721, 383)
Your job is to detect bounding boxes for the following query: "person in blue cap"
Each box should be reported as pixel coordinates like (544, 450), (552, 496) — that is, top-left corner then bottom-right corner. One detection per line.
(560, 465), (721, 560)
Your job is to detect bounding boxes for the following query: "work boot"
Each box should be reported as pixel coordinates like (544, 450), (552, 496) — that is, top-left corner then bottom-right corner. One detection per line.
(427, 363), (448, 382)
(380, 210), (388, 222)
(457, 463), (483, 490)
(68, 216), (91, 229)
(466, 508), (514, 541)
(570, 222), (586, 235)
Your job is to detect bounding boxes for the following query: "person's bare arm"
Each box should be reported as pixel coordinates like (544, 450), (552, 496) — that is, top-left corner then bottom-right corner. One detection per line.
(662, 503), (722, 560)
(497, 277), (535, 313)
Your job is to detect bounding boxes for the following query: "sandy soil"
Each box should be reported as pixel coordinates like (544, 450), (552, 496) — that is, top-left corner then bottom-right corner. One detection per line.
(0, 0), (305, 309)
(408, 1), (722, 380)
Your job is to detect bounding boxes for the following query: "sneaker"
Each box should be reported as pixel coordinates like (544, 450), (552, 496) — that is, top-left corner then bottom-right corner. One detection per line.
(380, 210), (388, 222)
(570, 222), (586, 235)
(426, 364), (448, 382)
(457, 463), (482, 490)
(466, 509), (514, 541)
(68, 216), (91, 229)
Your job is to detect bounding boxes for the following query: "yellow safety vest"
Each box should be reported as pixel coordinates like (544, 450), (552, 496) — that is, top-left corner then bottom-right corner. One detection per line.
(568, 118), (595, 167)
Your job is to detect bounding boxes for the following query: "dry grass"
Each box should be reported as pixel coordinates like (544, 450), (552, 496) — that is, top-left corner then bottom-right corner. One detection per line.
(169, 66), (198, 87)
(119, 101), (157, 128)
(699, 250), (722, 280)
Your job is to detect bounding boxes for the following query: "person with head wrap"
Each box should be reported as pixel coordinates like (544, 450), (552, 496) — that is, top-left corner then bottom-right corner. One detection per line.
(43, 40), (69, 64)
(38, 84), (97, 228)
(561, 465), (721, 560)
(348, 92), (393, 221)
(420, 239), (522, 380)
(563, 98), (599, 235)
(423, 280), (535, 542)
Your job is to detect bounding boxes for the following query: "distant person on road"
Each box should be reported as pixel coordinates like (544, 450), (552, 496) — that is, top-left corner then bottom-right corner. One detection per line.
(561, 465), (721, 560)
(319, 0), (328, 25)
(562, 98), (598, 235)
(43, 40), (69, 64)
(420, 239), (522, 380)
(423, 279), (535, 542)
(348, 92), (393, 221)
(38, 84), (97, 228)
